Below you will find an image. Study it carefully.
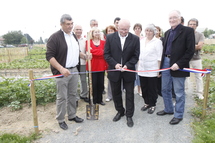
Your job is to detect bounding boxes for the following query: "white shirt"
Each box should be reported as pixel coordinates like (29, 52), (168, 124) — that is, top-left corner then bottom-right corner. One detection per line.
(138, 36), (163, 77)
(63, 31), (79, 68)
(118, 33), (128, 50)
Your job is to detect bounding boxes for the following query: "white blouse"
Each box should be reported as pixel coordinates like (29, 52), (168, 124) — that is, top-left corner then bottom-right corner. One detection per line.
(138, 36), (163, 77)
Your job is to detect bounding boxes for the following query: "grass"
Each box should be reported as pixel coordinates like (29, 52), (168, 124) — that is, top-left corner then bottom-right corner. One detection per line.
(0, 132), (40, 143)
(191, 56), (215, 142)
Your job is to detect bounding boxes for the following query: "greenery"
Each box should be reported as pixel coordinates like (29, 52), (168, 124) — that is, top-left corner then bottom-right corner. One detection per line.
(191, 76), (215, 142)
(203, 28), (215, 38)
(3, 31), (24, 45)
(0, 77), (56, 109)
(0, 46), (49, 69)
(0, 133), (39, 143)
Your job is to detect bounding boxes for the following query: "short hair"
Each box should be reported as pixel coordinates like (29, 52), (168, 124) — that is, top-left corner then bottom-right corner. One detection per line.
(90, 19), (97, 25)
(145, 24), (157, 35)
(60, 14), (72, 24)
(114, 17), (121, 23)
(188, 18), (199, 26)
(181, 16), (184, 24)
(90, 27), (101, 40)
(105, 25), (117, 34)
(133, 23), (142, 31)
(155, 26), (162, 37)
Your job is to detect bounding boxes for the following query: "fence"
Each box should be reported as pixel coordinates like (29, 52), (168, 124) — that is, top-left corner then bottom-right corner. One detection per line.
(0, 47), (28, 63)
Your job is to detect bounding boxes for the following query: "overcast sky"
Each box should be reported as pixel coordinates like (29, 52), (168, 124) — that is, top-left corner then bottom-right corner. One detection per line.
(0, 0), (214, 41)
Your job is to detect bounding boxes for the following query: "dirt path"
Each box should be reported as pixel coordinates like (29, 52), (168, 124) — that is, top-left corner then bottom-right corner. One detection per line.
(34, 82), (195, 143)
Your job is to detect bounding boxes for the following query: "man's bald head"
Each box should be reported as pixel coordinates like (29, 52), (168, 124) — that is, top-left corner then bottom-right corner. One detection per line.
(118, 19), (130, 37)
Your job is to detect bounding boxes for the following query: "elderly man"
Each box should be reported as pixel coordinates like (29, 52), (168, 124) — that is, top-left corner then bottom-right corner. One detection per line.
(104, 19), (140, 127)
(46, 14), (87, 130)
(156, 10), (195, 125)
(73, 24), (89, 104)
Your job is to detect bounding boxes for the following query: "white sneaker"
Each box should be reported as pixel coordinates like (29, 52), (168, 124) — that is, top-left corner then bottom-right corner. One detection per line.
(106, 98), (111, 102)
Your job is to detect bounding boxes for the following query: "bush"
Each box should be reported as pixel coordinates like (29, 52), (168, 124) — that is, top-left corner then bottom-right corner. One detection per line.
(0, 77), (56, 109)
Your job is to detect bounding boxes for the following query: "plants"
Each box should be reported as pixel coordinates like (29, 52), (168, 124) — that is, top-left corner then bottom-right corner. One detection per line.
(0, 77), (56, 108)
(0, 132), (40, 143)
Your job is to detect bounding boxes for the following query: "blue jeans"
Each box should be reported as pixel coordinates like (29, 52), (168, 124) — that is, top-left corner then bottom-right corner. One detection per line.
(161, 57), (186, 119)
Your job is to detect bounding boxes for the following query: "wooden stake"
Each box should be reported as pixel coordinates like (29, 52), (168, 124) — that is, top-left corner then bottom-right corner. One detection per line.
(201, 67), (211, 118)
(29, 70), (39, 133)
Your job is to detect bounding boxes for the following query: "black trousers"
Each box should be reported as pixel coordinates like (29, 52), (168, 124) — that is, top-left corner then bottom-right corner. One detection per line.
(139, 76), (158, 107)
(92, 72), (105, 104)
(110, 79), (134, 117)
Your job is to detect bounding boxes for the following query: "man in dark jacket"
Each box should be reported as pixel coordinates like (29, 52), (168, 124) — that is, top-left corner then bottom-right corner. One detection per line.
(46, 14), (87, 130)
(156, 10), (195, 125)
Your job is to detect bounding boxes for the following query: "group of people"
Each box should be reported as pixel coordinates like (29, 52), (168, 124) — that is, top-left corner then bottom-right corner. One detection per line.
(46, 9), (205, 130)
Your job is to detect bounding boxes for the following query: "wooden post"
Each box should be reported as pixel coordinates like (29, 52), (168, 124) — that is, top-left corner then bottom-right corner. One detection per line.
(201, 67), (211, 118)
(29, 70), (39, 133)
(7, 49), (11, 62)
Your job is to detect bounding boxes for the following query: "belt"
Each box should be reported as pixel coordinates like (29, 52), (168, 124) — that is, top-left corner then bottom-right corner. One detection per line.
(66, 66), (76, 69)
(165, 55), (171, 58)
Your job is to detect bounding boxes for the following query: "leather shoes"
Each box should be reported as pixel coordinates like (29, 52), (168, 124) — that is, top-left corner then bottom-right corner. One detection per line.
(169, 117), (183, 125)
(98, 101), (105, 106)
(68, 116), (84, 123)
(76, 101), (78, 107)
(113, 112), (124, 122)
(80, 97), (89, 103)
(127, 117), (134, 127)
(59, 121), (68, 130)
(156, 110), (174, 116)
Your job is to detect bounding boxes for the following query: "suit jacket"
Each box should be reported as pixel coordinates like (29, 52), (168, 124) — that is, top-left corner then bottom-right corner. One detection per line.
(104, 32), (140, 82)
(161, 24), (195, 77)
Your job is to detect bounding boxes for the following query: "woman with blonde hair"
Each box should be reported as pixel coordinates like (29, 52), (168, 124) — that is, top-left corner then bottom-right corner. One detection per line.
(86, 27), (107, 105)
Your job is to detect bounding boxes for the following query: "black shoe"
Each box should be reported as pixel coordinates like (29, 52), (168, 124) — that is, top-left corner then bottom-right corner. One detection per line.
(141, 104), (149, 111)
(80, 97), (90, 103)
(59, 121), (68, 130)
(68, 116), (84, 123)
(156, 110), (174, 116)
(98, 101), (106, 106)
(76, 101), (78, 107)
(113, 112), (124, 122)
(169, 117), (183, 125)
(148, 106), (156, 114)
(126, 117), (134, 127)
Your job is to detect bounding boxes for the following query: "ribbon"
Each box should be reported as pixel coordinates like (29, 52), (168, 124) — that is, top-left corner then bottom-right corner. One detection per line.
(28, 67), (212, 85)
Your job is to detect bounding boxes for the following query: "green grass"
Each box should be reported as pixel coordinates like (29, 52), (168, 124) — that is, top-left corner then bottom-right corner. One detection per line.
(0, 132), (40, 143)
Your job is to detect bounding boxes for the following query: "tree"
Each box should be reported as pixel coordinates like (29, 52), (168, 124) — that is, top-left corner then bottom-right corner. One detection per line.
(3, 31), (23, 45)
(203, 28), (215, 38)
(20, 37), (27, 44)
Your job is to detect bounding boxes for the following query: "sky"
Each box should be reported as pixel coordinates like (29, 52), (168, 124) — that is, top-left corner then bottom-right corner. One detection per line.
(0, 0), (214, 41)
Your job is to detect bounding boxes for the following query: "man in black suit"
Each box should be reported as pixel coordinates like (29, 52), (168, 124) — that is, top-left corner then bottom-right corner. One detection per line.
(104, 19), (140, 127)
(156, 10), (195, 125)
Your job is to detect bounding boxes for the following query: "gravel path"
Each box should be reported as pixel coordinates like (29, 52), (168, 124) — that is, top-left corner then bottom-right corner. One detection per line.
(36, 81), (195, 143)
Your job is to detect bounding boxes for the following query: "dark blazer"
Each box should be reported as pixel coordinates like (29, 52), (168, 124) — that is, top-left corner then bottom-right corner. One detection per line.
(161, 24), (195, 77)
(104, 32), (140, 82)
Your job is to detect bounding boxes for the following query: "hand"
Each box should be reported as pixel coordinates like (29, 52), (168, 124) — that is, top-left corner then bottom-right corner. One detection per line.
(59, 67), (70, 77)
(171, 63), (179, 71)
(121, 65), (127, 72)
(85, 52), (92, 60)
(115, 63), (122, 70)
